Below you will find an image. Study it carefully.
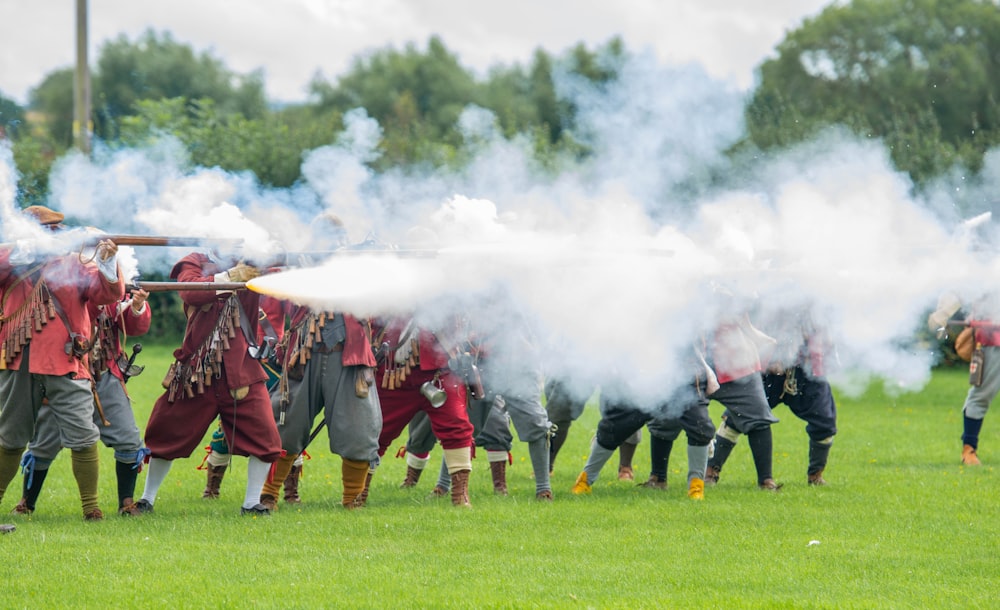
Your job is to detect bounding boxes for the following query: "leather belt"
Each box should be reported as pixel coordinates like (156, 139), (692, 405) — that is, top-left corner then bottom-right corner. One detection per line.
(316, 341), (344, 354)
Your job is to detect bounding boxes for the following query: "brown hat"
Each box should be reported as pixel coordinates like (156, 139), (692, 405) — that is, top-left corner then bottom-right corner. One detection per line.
(23, 205), (65, 226)
(313, 212), (344, 228)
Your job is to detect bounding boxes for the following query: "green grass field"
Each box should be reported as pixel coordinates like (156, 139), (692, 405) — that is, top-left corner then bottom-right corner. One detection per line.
(1, 342), (997, 609)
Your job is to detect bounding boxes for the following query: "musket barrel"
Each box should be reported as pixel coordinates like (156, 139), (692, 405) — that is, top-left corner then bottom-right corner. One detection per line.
(97, 235), (244, 248)
(277, 249), (438, 261)
(133, 281), (247, 292)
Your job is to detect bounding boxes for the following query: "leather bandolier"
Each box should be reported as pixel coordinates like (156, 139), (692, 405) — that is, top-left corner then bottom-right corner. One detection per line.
(0, 272), (58, 370)
(161, 293), (243, 403)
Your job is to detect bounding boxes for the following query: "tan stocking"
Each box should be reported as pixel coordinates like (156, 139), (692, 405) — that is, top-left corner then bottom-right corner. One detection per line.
(71, 444), (100, 515)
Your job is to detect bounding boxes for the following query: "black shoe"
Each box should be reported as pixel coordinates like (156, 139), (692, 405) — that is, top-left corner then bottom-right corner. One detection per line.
(133, 499), (154, 514)
(240, 503), (271, 516)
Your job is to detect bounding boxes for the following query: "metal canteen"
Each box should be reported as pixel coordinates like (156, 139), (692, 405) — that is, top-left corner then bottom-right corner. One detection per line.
(420, 379), (447, 408)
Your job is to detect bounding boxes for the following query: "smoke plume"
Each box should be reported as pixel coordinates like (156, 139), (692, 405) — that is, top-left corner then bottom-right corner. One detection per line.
(3, 49), (997, 414)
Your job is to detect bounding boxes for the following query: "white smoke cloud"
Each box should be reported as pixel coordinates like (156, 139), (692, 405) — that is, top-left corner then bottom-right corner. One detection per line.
(3, 49), (996, 414)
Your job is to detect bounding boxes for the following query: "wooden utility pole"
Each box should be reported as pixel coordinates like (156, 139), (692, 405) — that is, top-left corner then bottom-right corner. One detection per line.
(73, 0), (91, 154)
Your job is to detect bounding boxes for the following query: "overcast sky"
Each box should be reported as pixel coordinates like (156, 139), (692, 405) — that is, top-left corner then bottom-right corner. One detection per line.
(0, 0), (833, 105)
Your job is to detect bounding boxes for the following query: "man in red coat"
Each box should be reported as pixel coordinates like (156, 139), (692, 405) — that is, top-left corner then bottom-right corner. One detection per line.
(135, 252), (282, 515)
(373, 315), (476, 506)
(257, 297), (382, 509)
(0, 205), (125, 520)
(13, 289), (153, 516)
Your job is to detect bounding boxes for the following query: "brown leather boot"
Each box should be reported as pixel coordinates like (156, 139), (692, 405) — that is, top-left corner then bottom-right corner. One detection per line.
(489, 461), (508, 496)
(449, 469), (472, 507)
(808, 469), (828, 486)
(118, 498), (144, 516)
(283, 464), (302, 503)
(259, 494), (277, 511)
(617, 441), (638, 480)
(202, 464), (227, 499)
(759, 478), (783, 491)
(354, 472), (373, 507)
(640, 475), (666, 490)
(400, 465), (423, 488)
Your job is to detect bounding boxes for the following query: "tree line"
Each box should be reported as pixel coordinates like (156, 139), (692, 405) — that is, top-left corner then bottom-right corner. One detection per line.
(0, 29), (622, 205)
(2, 0), (995, 347)
(2, 1), (1000, 208)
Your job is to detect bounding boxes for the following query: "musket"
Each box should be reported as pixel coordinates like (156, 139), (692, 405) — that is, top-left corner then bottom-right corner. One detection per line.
(936, 318), (1000, 340)
(132, 281), (247, 292)
(1, 234), (244, 258)
(273, 248), (438, 263)
(954, 320), (1000, 328)
(89, 235), (245, 249)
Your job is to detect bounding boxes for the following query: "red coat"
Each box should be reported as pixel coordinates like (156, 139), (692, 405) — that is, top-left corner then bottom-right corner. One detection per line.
(0, 250), (125, 379)
(265, 295), (376, 368)
(372, 317), (453, 371)
(258, 294), (287, 346)
(170, 252), (266, 389)
(969, 320), (1000, 347)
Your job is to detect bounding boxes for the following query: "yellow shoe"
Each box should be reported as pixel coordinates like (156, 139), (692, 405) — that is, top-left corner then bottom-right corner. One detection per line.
(688, 477), (705, 500)
(571, 471), (592, 495)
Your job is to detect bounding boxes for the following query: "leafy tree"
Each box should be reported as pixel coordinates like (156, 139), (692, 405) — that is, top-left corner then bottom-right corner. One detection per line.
(565, 37), (625, 85)
(28, 68), (75, 147)
(22, 30), (269, 150)
(11, 136), (59, 205)
(310, 35), (477, 169)
(310, 36), (625, 170)
(478, 49), (565, 144)
(93, 29), (268, 139)
(13, 73), (75, 202)
(119, 97), (341, 187)
(746, 0), (1000, 185)
(0, 91), (25, 139)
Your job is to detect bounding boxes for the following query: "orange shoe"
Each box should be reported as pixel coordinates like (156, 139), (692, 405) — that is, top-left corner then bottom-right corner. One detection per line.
(962, 444), (982, 466)
(688, 478), (705, 500)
